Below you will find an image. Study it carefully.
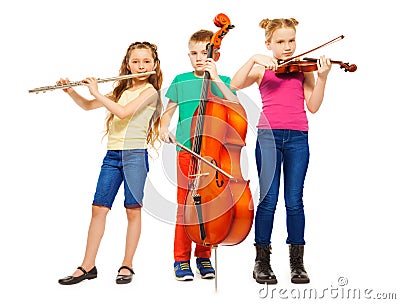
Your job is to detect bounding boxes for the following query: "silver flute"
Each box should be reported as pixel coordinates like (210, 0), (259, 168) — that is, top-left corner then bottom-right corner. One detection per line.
(28, 71), (156, 94)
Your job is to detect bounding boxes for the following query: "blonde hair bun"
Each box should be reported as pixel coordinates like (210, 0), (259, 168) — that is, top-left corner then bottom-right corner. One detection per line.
(259, 19), (271, 29)
(259, 18), (299, 41)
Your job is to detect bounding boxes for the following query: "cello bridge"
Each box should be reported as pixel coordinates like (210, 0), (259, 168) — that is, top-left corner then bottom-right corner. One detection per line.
(189, 172), (210, 178)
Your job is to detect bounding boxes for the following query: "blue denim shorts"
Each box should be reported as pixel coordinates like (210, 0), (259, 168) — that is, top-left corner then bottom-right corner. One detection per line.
(93, 149), (149, 209)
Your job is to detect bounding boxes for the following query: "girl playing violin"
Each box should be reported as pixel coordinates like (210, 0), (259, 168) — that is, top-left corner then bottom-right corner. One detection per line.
(57, 42), (163, 285)
(231, 18), (332, 284)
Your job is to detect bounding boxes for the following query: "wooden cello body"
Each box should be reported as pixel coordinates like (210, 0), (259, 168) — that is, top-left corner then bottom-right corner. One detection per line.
(183, 13), (254, 247)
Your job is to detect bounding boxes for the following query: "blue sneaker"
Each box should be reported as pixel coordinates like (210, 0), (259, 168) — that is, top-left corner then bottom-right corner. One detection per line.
(196, 258), (215, 279)
(174, 261), (194, 281)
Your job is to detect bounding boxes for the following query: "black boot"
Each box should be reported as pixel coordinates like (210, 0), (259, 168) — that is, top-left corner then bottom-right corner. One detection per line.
(253, 244), (277, 284)
(289, 245), (310, 284)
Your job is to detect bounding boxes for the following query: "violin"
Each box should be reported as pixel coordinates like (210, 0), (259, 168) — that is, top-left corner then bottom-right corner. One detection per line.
(275, 35), (357, 73)
(183, 14), (254, 248)
(276, 57), (357, 73)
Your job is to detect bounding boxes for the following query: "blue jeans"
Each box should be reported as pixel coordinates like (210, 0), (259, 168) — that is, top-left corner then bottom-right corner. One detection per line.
(255, 129), (309, 245)
(93, 149), (149, 209)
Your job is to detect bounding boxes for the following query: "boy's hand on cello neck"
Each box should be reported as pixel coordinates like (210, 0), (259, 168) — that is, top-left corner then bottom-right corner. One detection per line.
(204, 57), (239, 103)
(204, 58), (220, 81)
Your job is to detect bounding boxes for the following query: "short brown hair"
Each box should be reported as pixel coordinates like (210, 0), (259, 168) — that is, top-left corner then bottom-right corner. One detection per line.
(189, 29), (214, 44)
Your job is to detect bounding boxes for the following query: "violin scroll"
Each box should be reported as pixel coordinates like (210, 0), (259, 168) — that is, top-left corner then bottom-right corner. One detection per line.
(339, 62), (357, 72)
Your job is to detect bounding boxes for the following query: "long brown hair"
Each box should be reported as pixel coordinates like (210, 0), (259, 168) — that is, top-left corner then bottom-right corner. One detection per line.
(105, 42), (163, 149)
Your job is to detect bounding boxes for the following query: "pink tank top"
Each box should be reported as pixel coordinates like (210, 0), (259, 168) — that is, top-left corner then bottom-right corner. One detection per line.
(257, 70), (308, 131)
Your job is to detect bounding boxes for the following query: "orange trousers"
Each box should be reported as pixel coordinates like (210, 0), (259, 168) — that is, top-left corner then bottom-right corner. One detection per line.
(174, 151), (212, 261)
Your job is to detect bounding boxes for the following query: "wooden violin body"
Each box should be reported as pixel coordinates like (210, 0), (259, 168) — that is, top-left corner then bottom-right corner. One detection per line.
(276, 57), (357, 73)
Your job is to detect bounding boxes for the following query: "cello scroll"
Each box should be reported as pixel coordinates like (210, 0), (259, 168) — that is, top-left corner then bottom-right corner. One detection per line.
(210, 14), (235, 53)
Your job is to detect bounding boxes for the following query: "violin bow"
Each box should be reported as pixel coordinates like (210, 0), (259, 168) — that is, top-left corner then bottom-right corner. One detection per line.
(277, 35), (344, 67)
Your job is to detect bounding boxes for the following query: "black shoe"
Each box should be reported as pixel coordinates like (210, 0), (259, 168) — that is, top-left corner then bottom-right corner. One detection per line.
(116, 266), (134, 284)
(289, 245), (310, 284)
(253, 244), (278, 284)
(58, 266), (97, 285)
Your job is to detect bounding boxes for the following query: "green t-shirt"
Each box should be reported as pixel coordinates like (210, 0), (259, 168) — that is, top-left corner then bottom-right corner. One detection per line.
(165, 72), (235, 150)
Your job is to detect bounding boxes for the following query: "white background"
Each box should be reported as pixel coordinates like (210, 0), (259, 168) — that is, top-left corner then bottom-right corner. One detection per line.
(1, 0), (399, 303)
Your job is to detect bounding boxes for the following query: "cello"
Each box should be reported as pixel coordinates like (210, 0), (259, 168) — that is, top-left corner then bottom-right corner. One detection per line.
(182, 14), (254, 254)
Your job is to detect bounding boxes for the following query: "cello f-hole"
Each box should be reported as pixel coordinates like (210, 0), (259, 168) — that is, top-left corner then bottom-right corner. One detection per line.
(211, 159), (224, 188)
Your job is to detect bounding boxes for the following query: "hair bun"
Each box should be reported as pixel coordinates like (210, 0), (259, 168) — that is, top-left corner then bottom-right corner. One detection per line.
(289, 18), (299, 26)
(259, 19), (271, 29)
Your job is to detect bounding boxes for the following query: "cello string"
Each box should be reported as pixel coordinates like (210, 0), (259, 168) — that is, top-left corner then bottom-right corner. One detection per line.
(191, 73), (211, 192)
